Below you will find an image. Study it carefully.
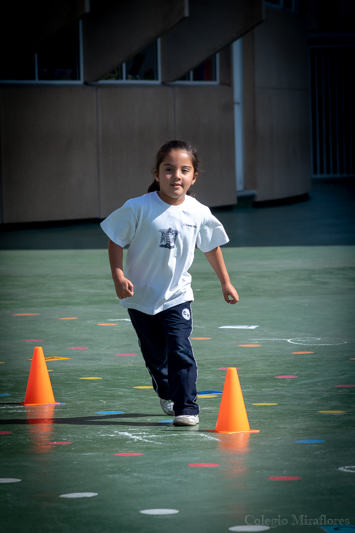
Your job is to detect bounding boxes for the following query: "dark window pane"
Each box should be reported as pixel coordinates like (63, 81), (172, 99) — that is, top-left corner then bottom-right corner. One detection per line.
(101, 65), (123, 80)
(125, 41), (158, 80)
(37, 22), (80, 81)
(0, 52), (35, 80)
(192, 57), (216, 81)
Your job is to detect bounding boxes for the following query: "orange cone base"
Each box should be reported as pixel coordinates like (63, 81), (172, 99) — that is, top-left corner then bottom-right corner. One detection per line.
(206, 429), (260, 434)
(20, 401), (60, 406)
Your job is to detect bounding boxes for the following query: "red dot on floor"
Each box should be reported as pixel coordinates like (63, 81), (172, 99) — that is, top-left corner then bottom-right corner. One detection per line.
(0, 431), (12, 435)
(188, 463), (220, 467)
(68, 347), (88, 349)
(48, 442), (72, 445)
(114, 453), (144, 456)
(268, 476), (301, 481)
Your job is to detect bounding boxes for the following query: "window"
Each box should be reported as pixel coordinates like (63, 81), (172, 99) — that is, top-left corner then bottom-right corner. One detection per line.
(0, 21), (82, 83)
(177, 55), (219, 83)
(265, 0), (298, 13)
(100, 41), (160, 83)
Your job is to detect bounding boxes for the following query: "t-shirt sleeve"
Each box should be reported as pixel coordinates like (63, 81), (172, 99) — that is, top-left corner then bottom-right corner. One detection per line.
(196, 209), (229, 253)
(100, 201), (137, 247)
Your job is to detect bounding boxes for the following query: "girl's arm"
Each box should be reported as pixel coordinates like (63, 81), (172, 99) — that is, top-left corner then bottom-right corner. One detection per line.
(204, 246), (239, 304)
(108, 239), (134, 299)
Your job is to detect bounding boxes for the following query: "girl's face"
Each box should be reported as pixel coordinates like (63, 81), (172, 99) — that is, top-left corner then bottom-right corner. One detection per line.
(154, 150), (197, 205)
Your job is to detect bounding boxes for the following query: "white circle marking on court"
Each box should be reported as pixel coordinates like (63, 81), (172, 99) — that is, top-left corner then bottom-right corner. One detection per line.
(229, 526), (271, 532)
(140, 508), (179, 515)
(59, 492), (98, 498)
(338, 465), (355, 473)
(0, 478), (21, 483)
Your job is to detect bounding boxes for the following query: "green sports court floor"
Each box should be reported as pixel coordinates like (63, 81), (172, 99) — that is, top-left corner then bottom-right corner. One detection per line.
(0, 179), (354, 533)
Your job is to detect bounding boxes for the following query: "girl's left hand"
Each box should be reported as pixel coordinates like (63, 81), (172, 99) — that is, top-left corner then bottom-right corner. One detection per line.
(222, 282), (239, 304)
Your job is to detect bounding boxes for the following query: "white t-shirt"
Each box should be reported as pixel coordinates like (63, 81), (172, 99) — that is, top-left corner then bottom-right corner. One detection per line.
(100, 192), (229, 315)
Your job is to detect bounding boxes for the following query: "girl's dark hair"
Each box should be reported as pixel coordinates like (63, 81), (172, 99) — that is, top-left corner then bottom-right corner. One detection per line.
(148, 140), (199, 196)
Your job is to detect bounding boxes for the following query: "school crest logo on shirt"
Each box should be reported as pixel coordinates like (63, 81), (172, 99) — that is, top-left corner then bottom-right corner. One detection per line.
(158, 228), (179, 249)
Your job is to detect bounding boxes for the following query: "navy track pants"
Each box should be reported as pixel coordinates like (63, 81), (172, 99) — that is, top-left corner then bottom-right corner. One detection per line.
(128, 302), (199, 416)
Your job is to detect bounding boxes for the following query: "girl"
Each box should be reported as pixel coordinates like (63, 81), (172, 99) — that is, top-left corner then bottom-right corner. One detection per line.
(101, 140), (239, 426)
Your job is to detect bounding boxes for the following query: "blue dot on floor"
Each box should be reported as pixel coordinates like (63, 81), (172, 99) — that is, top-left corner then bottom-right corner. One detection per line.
(198, 390), (222, 394)
(95, 411), (124, 415)
(295, 440), (325, 444)
(159, 420), (174, 423)
(0, 393), (11, 397)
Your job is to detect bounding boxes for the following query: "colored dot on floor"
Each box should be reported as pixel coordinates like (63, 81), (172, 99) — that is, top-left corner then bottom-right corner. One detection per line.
(318, 410), (345, 414)
(140, 509), (179, 515)
(0, 431), (12, 435)
(0, 393), (10, 397)
(238, 344), (261, 347)
(98, 323), (117, 326)
(252, 403), (278, 406)
(275, 375), (298, 378)
(197, 394), (218, 398)
(335, 384), (355, 387)
(79, 377), (102, 380)
(60, 493), (98, 498)
(229, 526), (271, 532)
(198, 390), (222, 394)
(115, 354), (137, 357)
(95, 411), (124, 415)
(268, 476), (301, 481)
(159, 420), (174, 423)
(189, 463), (220, 467)
(134, 386), (153, 389)
(12, 313), (39, 316)
(191, 337), (211, 340)
(68, 347), (88, 349)
(48, 442), (72, 445)
(295, 440), (325, 444)
(58, 317), (78, 320)
(292, 351), (314, 354)
(0, 478), (21, 483)
(114, 453), (144, 456)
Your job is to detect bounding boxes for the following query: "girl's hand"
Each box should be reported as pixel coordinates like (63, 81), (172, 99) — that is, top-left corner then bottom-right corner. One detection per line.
(114, 277), (134, 299)
(222, 282), (239, 304)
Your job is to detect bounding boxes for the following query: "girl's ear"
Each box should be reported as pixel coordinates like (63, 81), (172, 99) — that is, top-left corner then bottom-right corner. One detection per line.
(192, 172), (198, 184)
(154, 169), (159, 181)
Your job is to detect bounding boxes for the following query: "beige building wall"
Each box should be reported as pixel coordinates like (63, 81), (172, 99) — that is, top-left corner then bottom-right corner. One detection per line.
(0, 86), (99, 224)
(243, 7), (312, 202)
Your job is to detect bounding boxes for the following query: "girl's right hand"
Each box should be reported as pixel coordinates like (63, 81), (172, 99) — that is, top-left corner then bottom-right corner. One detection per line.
(114, 277), (134, 299)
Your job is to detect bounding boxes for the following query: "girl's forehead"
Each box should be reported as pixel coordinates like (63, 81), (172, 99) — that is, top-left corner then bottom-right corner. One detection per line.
(161, 150), (193, 166)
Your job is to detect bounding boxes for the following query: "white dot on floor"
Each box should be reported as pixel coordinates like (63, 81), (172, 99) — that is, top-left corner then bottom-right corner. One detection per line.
(229, 526), (271, 532)
(59, 492), (98, 498)
(140, 509), (179, 515)
(0, 478), (21, 483)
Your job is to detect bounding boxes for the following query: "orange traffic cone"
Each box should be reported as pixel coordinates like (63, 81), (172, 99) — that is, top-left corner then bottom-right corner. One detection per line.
(21, 347), (60, 406)
(207, 367), (259, 434)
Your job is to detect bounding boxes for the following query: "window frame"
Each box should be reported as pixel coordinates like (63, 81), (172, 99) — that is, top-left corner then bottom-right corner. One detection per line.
(0, 20), (84, 85)
(97, 39), (161, 85)
(169, 54), (220, 85)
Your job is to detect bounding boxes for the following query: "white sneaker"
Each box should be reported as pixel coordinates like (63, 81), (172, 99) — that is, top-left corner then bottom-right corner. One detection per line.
(173, 415), (199, 426)
(160, 398), (174, 416)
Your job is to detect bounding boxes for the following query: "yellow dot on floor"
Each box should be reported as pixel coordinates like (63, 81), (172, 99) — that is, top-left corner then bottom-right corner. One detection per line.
(98, 323), (117, 326)
(80, 377), (102, 380)
(197, 394), (218, 398)
(318, 410), (345, 414)
(134, 386), (153, 389)
(0, 362), (4, 364)
(58, 317), (78, 320)
(191, 337), (212, 340)
(292, 351), (314, 354)
(252, 403), (278, 406)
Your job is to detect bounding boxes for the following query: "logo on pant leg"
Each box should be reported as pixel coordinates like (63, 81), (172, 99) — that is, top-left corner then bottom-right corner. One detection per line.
(182, 308), (191, 320)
